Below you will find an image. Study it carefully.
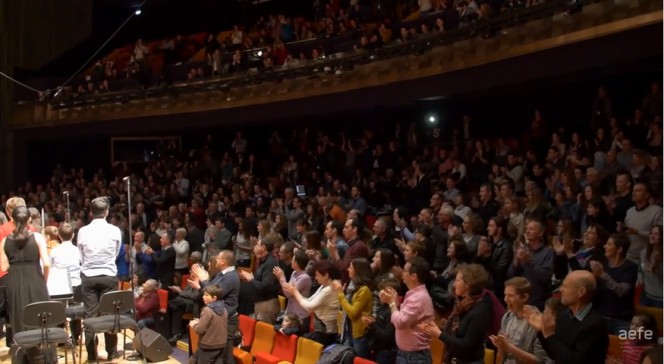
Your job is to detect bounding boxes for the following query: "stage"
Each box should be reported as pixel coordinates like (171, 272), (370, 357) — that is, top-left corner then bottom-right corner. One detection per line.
(0, 331), (188, 363)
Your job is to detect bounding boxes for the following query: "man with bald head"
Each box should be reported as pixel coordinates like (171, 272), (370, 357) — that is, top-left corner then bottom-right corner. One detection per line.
(528, 270), (608, 364)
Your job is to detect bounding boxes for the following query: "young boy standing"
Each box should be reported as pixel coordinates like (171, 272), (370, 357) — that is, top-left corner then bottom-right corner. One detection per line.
(190, 284), (228, 364)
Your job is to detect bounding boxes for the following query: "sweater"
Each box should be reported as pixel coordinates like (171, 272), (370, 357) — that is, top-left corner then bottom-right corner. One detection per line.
(439, 296), (492, 363)
(595, 260), (638, 320)
(538, 306), (609, 364)
(195, 301), (228, 350)
(338, 285), (373, 339)
(300, 285), (340, 334)
(624, 204), (662, 264)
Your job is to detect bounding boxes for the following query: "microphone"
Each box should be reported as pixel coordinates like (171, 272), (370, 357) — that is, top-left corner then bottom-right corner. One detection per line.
(123, 176), (130, 182)
(62, 191), (69, 195)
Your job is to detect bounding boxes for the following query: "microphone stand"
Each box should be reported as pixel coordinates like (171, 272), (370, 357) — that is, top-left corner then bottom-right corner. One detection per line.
(65, 192), (70, 223)
(124, 178), (145, 363)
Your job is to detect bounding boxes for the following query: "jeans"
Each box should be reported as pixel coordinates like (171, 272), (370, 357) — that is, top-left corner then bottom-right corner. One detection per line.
(640, 294), (663, 308)
(375, 349), (397, 364)
(138, 317), (155, 330)
(396, 349), (432, 364)
(224, 314), (239, 364)
(349, 335), (370, 359)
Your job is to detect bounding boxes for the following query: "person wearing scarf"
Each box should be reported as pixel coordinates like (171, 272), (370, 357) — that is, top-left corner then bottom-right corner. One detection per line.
(420, 264), (491, 364)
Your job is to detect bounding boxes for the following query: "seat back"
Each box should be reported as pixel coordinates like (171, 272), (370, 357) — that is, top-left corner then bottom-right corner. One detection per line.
(278, 295), (287, 311)
(189, 325), (200, 353)
(181, 274), (190, 289)
(636, 305), (663, 336)
(354, 357), (377, 364)
(294, 337), (323, 364)
(238, 314), (257, 347)
(431, 336), (445, 364)
(484, 348), (495, 364)
(250, 321), (276, 356)
(22, 301), (66, 328)
(98, 290), (135, 315)
(121, 281), (131, 291)
(157, 289), (169, 311)
(608, 334), (623, 360)
(271, 331), (298, 362)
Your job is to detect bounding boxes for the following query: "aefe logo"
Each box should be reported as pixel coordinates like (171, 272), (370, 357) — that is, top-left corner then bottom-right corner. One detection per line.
(618, 327), (655, 340)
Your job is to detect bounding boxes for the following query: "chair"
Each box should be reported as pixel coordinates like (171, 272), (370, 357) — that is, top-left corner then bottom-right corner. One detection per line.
(607, 334), (623, 360)
(291, 337), (324, 364)
(354, 358), (377, 364)
(484, 348), (495, 364)
(636, 305), (663, 336)
(121, 281), (131, 291)
(430, 336), (445, 364)
(255, 331), (298, 364)
(278, 295), (287, 311)
(233, 315), (257, 364)
(12, 301), (76, 364)
(250, 321), (276, 357)
(189, 325), (199, 354)
(157, 289), (169, 311)
(79, 290), (137, 363)
(181, 275), (190, 290)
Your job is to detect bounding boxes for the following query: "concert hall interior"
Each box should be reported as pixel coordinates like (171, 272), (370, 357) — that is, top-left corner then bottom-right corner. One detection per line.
(0, 0), (662, 363)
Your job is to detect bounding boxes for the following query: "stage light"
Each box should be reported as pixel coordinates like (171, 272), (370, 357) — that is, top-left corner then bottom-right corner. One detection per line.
(135, 9), (142, 15)
(428, 115), (436, 123)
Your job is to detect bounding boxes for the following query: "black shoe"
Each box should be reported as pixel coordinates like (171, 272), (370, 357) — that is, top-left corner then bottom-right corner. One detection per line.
(168, 333), (182, 344)
(107, 350), (122, 360)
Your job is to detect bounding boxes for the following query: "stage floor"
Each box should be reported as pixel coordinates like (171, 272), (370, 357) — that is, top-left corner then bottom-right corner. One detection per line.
(0, 331), (187, 363)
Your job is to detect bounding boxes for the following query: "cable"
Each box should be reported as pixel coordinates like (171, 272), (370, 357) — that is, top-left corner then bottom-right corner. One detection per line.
(0, 70), (44, 94)
(60, 1), (145, 89)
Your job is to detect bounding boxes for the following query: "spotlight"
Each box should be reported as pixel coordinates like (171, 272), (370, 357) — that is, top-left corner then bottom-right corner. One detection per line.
(135, 9), (142, 15)
(428, 115), (436, 123)
(256, 50), (262, 57)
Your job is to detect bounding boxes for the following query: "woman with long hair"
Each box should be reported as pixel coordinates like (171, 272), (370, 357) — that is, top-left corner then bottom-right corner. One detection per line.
(234, 219), (252, 268)
(333, 258), (374, 358)
(639, 225), (663, 308)
(0, 206), (50, 334)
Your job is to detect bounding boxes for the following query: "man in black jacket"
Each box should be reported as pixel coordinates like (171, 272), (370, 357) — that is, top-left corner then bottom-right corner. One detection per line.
(149, 232), (176, 289)
(527, 270), (609, 364)
(239, 234), (281, 324)
(474, 216), (513, 302)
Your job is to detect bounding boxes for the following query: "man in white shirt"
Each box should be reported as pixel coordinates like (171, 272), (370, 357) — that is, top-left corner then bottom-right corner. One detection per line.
(50, 223), (82, 345)
(78, 197), (122, 361)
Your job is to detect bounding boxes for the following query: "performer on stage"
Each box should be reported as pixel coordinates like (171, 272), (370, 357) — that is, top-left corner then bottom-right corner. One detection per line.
(0, 206), (50, 335)
(78, 197), (122, 361)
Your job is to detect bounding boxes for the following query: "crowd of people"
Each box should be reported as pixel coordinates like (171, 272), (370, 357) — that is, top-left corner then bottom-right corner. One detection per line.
(66, 0), (564, 97)
(2, 80), (663, 364)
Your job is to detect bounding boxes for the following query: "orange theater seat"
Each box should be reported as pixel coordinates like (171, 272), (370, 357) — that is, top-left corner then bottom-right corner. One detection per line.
(249, 321), (276, 357)
(181, 274), (190, 289)
(189, 325), (199, 353)
(157, 289), (169, 311)
(277, 337), (323, 364)
(255, 331), (298, 364)
(354, 358), (377, 364)
(431, 336), (445, 364)
(238, 315), (257, 348)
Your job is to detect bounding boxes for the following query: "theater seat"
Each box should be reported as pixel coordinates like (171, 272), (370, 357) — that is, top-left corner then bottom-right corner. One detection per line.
(278, 337), (323, 364)
(250, 321), (276, 357)
(279, 295), (287, 311)
(431, 336), (445, 364)
(255, 331), (298, 364)
(181, 274), (190, 289)
(189, 325), (199, 353)
(238, 315), (257, 348)
(233, 348), (253, 364)
(635, 305), (663, 337)
(607, 334), (623, 361)
(484, 348), (495, 364)
(354, 358), (377, 364)
(157, 289), (168, 311)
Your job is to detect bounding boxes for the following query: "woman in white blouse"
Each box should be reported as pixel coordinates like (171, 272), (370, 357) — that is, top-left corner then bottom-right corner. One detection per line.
(282, 259), (340, 346)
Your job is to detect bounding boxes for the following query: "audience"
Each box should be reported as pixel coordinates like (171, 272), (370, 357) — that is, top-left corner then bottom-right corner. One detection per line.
(2, 79), (663, 363)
